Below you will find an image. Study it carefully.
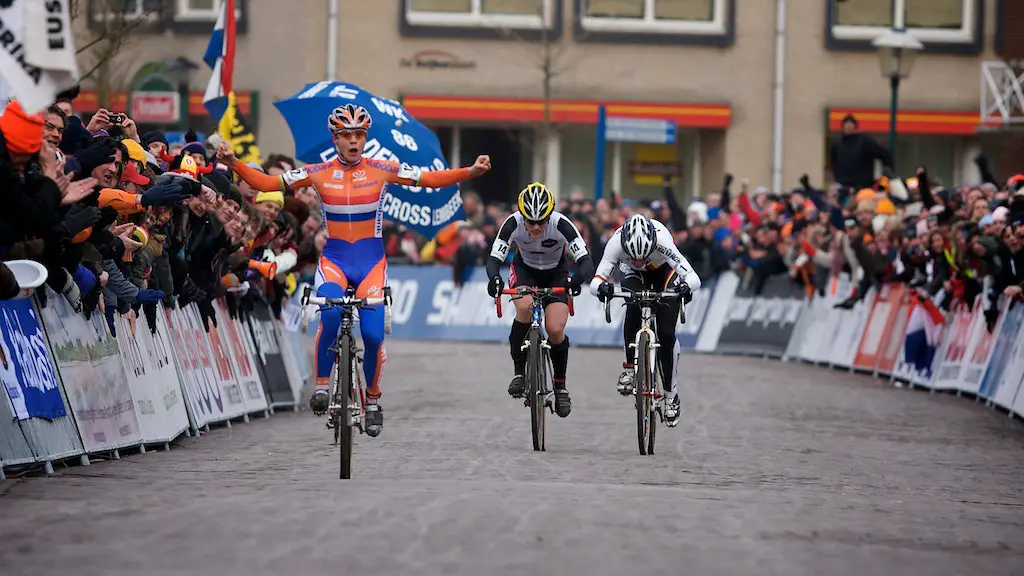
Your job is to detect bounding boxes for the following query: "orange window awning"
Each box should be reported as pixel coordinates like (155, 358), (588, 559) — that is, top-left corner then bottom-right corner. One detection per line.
(402, 94), (731, 128)
(827, 107), (1001, 136)
(74, 89), (253, 116)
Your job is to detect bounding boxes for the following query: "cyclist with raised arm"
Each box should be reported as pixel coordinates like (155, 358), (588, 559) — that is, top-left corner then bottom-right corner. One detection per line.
(590, 214), (701, 427)
(486, 182), (595, 418)
(218, 103), (490, 435)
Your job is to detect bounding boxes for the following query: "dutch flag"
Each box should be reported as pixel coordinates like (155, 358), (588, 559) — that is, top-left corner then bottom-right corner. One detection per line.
(202, 0), (236, 123)
(903, 292), (946, 375)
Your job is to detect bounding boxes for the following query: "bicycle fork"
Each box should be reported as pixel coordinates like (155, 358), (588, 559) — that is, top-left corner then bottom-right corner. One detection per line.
(628, 327), (665, 420)
(327, 347), (367, 435)
(520, 338), (555, 412)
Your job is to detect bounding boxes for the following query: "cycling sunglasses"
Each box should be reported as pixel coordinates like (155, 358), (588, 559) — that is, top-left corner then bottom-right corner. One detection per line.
(525, 217), (549, 227)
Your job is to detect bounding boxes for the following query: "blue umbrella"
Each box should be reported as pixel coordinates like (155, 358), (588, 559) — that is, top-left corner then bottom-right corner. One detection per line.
(273, 82), (466, 239)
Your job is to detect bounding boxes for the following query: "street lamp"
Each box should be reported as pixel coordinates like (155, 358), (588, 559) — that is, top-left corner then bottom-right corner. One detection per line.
(872, 28), (924, 165)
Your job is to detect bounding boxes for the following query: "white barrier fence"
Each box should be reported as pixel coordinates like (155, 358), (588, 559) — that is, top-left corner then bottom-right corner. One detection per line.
(0, 286), (308, 479)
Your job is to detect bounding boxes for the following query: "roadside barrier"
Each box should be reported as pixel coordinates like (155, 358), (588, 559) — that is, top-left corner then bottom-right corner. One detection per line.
(7, 264), (1021, 478)
(0, 286), (307, 479)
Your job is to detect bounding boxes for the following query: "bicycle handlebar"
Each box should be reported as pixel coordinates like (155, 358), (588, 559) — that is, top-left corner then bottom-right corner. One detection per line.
(300, 285), (389, 331)
(602, 289), (685, 325)
(495, 286), (574, 318)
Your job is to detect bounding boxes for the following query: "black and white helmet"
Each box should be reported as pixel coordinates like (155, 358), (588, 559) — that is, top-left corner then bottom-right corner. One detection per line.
(620, 214), (656, 261)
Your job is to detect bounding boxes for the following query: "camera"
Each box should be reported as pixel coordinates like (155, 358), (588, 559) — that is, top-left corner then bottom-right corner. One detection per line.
(109, 113), (125, 124)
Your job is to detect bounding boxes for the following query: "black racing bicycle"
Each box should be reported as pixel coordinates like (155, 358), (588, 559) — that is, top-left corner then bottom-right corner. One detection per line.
(603, 289), (685, 456)
(302, 285), (391, 479)
(495, 286), (575, 452)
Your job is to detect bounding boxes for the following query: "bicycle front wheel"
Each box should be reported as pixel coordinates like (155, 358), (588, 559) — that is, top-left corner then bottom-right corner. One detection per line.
(635, 332), (655, 456)
(526, 329), (546, 452)
(338, 333), (354, 479)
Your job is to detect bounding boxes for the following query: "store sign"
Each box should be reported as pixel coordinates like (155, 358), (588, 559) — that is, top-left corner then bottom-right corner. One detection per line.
(399, 50), (475, 70)
(130, 91), (180, 123)
(630, 160), (681, 178)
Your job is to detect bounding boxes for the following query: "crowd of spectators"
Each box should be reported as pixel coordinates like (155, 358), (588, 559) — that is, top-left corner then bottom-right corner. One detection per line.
(0, 85), (327, 337)
(403, 115), (1024, 334)
(10, 92), (1017, 339)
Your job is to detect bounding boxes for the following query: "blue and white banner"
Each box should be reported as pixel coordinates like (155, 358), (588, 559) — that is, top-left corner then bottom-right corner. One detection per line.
(0, 298), (65, 421)
(383, 265), (721, 350)
(273, 82), (465, 239)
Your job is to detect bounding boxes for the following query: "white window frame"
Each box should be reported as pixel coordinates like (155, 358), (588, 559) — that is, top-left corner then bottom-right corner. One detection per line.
(175, 0), (243, 22)
(579, 0), (728, 36)
(832, 0), (975, 44)
(93, 0), (158, 24)
(406, 0), (553, 29)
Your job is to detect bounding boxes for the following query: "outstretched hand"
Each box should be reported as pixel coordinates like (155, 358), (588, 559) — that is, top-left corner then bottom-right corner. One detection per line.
(217, 142), (237, 167)
(468, 155), (491, 178)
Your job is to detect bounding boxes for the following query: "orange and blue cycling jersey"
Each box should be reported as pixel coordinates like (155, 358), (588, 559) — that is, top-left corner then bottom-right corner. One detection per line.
(232, 157), (471, 396)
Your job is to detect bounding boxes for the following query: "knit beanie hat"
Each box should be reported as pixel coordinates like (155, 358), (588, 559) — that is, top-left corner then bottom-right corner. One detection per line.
(0, 100), (44, 155)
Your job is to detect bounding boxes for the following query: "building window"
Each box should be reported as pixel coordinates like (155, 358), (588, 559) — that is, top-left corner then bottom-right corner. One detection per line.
(176, 0), (243, 21)
(406, 0), (553, 29)
(90, 0), (159, 23)
(831, 0), (975, 44)
(579, 0), (727, 35)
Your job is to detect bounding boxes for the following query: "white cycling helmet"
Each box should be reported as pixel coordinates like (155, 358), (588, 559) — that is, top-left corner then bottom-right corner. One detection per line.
(620, 214), (656, 261)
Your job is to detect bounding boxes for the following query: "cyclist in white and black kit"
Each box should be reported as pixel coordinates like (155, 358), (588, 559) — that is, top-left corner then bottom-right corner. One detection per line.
(486, 182), (595, 418)
(590, 214), (701, 427)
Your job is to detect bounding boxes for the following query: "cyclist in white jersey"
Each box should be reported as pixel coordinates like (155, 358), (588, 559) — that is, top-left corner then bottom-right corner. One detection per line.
(590, 214), (701, 426)
(486, 182), (595, 418)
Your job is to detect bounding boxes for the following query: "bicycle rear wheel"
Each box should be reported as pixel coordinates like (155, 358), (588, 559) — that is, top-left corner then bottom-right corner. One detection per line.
(338, 333), (354, 479)
(635, 332), (655, 456)
(526, 329), (546, 452)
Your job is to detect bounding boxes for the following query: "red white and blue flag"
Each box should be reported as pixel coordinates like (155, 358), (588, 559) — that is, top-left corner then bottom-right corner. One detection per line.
(202, 0), (236, 123)
(903, 291), (946, 376)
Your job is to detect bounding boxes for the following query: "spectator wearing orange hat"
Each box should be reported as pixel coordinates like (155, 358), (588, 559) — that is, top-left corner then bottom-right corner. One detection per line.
(0, 100), (45, 174)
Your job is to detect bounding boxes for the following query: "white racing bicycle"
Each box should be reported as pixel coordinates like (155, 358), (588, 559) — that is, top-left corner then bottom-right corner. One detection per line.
(603, 289), (685, 456)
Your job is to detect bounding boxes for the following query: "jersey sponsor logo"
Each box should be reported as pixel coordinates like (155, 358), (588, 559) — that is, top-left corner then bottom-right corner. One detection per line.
(352, 170), (367, 182)
(366, 285), (380, 295)
(541, 239), (559, 248)
(354, 180), (379, 189)
(332, 169), (345, 180)
(322, 182), (344, 190)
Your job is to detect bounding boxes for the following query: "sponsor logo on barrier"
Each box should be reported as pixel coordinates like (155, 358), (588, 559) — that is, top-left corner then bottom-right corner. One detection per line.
(723, 296), (802, 327)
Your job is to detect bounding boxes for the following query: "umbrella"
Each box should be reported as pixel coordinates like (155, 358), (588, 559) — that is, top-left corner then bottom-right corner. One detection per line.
(273, 82), (465, 239)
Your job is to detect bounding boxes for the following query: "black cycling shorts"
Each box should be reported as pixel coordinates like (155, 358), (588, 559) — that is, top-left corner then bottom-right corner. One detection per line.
(617, 262), (682, 292)
(509, 256), (569, 305)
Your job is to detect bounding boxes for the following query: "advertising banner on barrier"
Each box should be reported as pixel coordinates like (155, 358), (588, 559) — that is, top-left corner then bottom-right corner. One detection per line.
(713, 273), (804, 357)
(853, 284), (907, 372)
(192, 305), (247, 419)
(978, 303), (1024, 409)
(0, 298), (66, 420)
(213, 300), (268, 413)
(960, 303), (1002, 395)
(182, 305), (243, 421)
(932, 301), (975, 390)
(247, 302), (296, 407)
(875, 289), (912, 376)
(40, 287), (142, 452)
(385, 265), (720, 350)
(164, 306), (221, 427)
(794, 275), (848, 364)
(114, 310), (189, 443)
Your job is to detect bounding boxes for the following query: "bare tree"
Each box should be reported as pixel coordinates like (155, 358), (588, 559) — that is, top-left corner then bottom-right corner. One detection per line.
(500, 5), (586, 184)
(72, 0), (160, 107)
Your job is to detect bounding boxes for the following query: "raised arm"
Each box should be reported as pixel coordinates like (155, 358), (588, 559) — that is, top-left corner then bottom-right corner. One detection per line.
(218, 142), (309, 192)
(378, 155), (491, 188)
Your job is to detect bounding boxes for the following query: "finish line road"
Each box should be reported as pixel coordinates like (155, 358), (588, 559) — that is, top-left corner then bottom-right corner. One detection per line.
(1, 341), (1023, 576)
